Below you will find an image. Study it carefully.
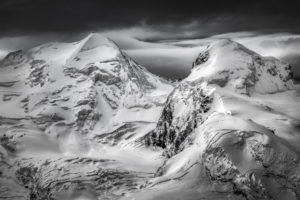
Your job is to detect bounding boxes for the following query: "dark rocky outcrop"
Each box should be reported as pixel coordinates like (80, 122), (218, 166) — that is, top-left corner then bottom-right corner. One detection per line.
(145, 82), (213, 157)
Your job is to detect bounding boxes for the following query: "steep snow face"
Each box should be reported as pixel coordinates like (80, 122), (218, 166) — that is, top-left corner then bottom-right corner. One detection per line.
(0, 34), (173, 199)
(186, 39), (296, 95)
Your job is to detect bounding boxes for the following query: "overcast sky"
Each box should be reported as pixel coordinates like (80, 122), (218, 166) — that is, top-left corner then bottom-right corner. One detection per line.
(0, 0), (300, 39)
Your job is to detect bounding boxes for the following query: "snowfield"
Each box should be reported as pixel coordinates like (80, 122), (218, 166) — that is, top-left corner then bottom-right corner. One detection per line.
(0, 34), (299, 200)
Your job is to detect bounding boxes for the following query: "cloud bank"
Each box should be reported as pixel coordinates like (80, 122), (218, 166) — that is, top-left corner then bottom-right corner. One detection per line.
(0, 31), (300, 80)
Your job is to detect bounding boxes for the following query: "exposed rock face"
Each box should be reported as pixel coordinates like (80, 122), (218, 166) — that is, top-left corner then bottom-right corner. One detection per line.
(27, 60), (49, 87)
(94, 122), (149, 145)
(0, 50), (28, 67)
(192, 50), (209, 68)
(145, 82), (214, 157)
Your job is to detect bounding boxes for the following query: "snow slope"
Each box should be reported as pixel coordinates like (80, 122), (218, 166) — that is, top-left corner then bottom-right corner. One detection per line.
(0, 33), (173, 199)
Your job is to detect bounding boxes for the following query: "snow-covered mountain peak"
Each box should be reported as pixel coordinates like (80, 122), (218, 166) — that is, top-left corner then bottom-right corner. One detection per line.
(0, 33), (173, 137)
(186, 39), (296, 95)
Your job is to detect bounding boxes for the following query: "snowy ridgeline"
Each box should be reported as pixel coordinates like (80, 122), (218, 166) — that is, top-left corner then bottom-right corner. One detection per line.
(0, 34), (300, 200)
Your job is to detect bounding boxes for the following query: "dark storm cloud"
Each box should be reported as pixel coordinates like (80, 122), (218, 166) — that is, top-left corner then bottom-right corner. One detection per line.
(0, 0), (300, 38)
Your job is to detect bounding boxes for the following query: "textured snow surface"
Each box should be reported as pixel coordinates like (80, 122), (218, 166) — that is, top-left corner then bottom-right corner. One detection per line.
(0, 36), (300, 200)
